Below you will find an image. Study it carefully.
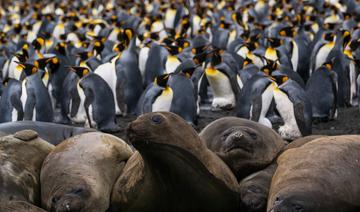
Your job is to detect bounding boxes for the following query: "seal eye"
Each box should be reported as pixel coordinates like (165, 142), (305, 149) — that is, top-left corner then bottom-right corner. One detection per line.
(151, 115), (162, 124)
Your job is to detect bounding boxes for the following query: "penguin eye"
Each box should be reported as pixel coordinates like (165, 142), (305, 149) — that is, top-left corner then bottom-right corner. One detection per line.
(151, 115), (163, 124)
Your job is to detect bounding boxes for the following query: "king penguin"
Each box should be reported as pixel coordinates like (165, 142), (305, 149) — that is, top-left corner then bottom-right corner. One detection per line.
(70, 66), (120, 133)
(306, 60), (338, 122)
(17, 62), (54, 122)
(205, 52), (241, 110)
(0, 78), (23, 123)
(236, 71), (275, 128)
(273, 77), (312, 140)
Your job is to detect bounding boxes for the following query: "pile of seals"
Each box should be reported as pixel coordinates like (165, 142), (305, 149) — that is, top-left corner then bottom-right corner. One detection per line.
(1, 112), (360, 212)
(0, 0), (360, 140)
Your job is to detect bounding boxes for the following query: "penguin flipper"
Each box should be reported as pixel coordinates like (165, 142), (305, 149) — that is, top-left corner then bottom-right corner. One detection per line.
(10, 93), (24, 121)
(23, 92), (36, 121)
(116, 75), (127, 115)
(294, 102), (309, 136)
(251, 95), (262, 122)
(83, 88), (95, 129)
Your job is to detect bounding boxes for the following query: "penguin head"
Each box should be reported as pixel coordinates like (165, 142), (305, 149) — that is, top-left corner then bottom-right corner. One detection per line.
(231, 11), (242, 26)
(271, 71), (289, 86)
(77, 51), (93, 61)
(279, 26), (297, 38)
(154, 74), (170, 88)
(323, 32), (335, 42)
(341, 29), (352, 48)
(15, 62), (38, 77)
(261, 59), (279, 76)
(322, 60), (334, 71)
(32, 36), (45, 51)
(165, 44), (183, 56)
(121, 28), (135, 46)
(48, 57), (60, 73)
(34, 57), (52, 70)
(176, 38), (190, 50)
(242, 57), (253, 68)
(266, 37), (283, 48)
(113, 42), (126, 54)
(69, 66), (90, 79)
(55, 42), (67, 55)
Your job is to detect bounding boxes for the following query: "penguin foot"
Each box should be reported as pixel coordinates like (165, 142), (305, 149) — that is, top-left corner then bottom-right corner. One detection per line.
(211, 98), (235, 110)
(278, 125), (302, 141)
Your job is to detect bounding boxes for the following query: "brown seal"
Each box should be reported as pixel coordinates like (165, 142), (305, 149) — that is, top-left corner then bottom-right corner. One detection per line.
(239, 163), (277, 212)
(111, 112), (240, 212)
(40, 132), (133, 212)
(0, 201), (46, 212)
(199, 117), (286, 181)
(0, 130), (54, 205)
(268, 135), (360, 212)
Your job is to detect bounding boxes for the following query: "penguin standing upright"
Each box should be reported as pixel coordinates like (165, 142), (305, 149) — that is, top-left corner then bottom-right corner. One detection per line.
(0, 78), (23, 123)
(306, 61), (338, 122)
(236, 72), (275, 128)
(70, 66), (119, 133)
(17, 63), (54, 122)
(273, 78), (312, 140)
(151, 74), (174, 112)
(115, 28), (143, 114)
(205, 51), (241, 110)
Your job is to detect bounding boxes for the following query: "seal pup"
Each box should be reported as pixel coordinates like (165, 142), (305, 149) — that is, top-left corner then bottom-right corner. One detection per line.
(111, 112), (240, 212)
(268, 135), (360, 212)
(200, 117), (285, 181)
(0, 201), (46, 212)
(0, 121), (95, 145)
(41, 132), (133, 212)
(0, 130), (54, 205)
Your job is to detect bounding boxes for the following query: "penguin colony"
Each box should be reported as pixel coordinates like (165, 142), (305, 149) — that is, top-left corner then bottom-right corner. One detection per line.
(1, 1), (360, 211)
(0, 0), (360, 140)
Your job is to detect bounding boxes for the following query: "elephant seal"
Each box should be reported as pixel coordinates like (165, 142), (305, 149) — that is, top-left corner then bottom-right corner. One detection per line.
(268, 135), (360, 212)
(0, 130), (54, 205)
(239, 164), (277, 212)
(111, 112), (240, 212)
(0, 201), (46, 212)
(199, 117), (286, 181)
(41, 132), (133, 212)
(0, 121), (95, 145)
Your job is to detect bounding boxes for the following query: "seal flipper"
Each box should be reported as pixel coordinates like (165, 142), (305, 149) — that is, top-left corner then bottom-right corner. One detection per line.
(251, 95), (262, 122)
(294, 102), (310, 136)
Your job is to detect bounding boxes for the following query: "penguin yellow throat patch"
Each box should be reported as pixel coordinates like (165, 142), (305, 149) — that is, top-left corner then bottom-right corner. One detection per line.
(205, 67), (219, 76)
(162, 86), (173, 95)
(265, 47), (278, 61)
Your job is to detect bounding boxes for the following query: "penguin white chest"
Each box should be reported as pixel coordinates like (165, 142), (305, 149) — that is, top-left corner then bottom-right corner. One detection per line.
(71, 83), (87, 123)
(258, 83), (274, 128)
(165, 56), (181, 74)
(315, 42), (334, 71)
(291, 41), (299, 72)
(273, 89), (302, 140)
(165, 9), (176, 29)
(139, 47), (150, 77)
(349, 62), (357, 106)
(94, 62), (121, 114)
(206, 69), (236, 109)
(20, 81), (27, 112)
(152, 87), (174, 112)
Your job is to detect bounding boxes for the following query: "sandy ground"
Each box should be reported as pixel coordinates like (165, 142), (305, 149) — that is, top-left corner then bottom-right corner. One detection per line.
(114, 107), (360, 141)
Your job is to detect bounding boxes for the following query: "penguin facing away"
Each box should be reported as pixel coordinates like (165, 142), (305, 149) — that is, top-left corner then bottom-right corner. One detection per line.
(306, 61), (338, 122)
(0, 78), (23, 123)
